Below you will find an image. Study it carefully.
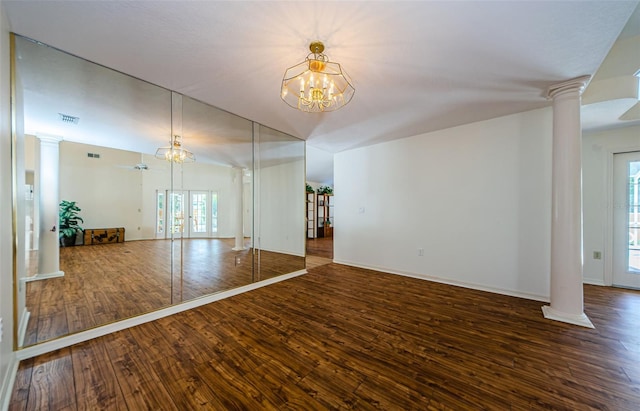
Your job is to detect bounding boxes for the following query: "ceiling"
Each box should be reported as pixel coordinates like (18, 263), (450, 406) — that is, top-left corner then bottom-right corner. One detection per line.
(4, 1), (640, 185)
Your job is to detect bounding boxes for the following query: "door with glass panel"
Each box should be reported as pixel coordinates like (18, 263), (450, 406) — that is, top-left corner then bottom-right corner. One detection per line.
(211, 192), (218, 235)
(168, 191), (186, 237)
(189, 191), (209, 237)
(613, 151), (640, 289)
(156, 191), (166, 238)
(157, 190), (218, 238)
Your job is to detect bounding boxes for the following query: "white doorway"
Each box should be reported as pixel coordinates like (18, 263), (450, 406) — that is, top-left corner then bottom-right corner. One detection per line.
(612, 151), (640, 289)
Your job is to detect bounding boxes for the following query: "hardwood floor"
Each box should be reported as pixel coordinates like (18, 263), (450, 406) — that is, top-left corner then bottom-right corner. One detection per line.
(306, 236), (333, 259)
(24, 239), (304, 345)
(305, 236), (333, 269)
(10, 263), (640, 410)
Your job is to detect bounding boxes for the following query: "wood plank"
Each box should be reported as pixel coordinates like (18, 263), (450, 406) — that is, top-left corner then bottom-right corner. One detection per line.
(70, 340), (127, 410)
(109, 349), (178, 409)
(11, 263), (640, 410)
(7, 358), (34, 411)
(25, 348), (76, 411)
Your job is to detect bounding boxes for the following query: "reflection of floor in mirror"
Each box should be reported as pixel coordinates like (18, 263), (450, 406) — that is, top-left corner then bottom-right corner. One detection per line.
(23, 238), (304, 346)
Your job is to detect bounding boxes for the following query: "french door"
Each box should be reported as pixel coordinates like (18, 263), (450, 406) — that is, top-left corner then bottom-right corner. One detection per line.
(156, 190), (218, 238)
(612, 151), (640, 289)
(189, 191), (209, 238)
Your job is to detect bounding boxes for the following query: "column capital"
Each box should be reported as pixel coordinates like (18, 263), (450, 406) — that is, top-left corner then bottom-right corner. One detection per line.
(37, 134), (64, 145)
(546, 75), (591, 100)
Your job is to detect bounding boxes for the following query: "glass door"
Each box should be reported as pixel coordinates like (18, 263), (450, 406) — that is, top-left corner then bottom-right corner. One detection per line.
(169, 191), (186, 237)
(189, 191), (209, 237)
(613, 151), (640, 289)
(156, 190), (165, 238)
(211, 191), (218, 235)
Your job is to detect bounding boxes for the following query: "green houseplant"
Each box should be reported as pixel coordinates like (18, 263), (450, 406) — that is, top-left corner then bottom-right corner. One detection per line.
(317, 185), (334, 195)
(59, 200), (84, 246)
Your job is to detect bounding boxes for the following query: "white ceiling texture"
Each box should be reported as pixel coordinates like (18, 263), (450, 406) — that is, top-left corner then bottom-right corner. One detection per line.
(4, 1), (640, 185)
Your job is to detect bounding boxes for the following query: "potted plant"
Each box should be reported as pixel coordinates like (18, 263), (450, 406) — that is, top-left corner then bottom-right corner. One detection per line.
(306, 183), (314, 193)
(59, 200), (84, 246)
(317, 185), (334, 195)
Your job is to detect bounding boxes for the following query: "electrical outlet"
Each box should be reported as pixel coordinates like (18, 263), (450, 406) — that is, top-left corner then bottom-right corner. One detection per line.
(418, 248), (424, 257)
(593, 251), (602, 260)
(235, 255), (241, 266)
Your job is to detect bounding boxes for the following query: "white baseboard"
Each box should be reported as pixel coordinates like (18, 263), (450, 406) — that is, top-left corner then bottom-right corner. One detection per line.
(15, 269), (307, 360)
(22, 270), (64, 282)
(583, 278), (606, 286)
(0, 353), (19, 411)
(332, 259), (550, 303)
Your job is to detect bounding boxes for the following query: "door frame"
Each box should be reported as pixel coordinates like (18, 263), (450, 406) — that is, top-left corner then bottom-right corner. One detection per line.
(604, 147), (640, 286)
(156, 189), (219, 239)
(188, 190), (210, 238)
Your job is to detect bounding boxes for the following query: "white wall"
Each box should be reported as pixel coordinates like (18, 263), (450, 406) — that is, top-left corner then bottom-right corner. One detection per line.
(60, 141), (142, 241)
(583, 125), (640, 285)
(57, 141), (238, 241)
(0, 2), (17, 406)
(335, 108), (553, 301)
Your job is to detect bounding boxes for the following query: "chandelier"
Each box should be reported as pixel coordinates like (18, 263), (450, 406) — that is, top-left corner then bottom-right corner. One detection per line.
(155, 135), (195, 163)
(281, 41), (355, 113)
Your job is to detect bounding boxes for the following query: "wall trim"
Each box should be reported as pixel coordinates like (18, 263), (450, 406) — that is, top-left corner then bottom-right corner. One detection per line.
(605, 149), (615, 286)
(583, 278), (606, 286)
(262, 246), (306, 258)
(21, 270), (64, 282)
(0, 352), (18, 411)
(605, 146), (640, 287)
(15, 269), (306, 361)
(333, 259), (550, 303)
(16, 308), (29, 348)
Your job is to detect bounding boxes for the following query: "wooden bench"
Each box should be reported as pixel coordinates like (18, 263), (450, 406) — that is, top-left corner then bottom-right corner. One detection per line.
(83, 227), (125, 245)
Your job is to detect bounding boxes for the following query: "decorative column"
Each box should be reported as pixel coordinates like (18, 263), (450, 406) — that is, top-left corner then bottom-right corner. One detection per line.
(232, 167), (245, 251)
(37, 135), (64, 278)
(542, 75), (593, 328)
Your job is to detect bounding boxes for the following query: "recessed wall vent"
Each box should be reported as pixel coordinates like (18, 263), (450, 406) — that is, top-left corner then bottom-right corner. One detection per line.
(87, 153), (100, 159)
(58, 113), (80, 125)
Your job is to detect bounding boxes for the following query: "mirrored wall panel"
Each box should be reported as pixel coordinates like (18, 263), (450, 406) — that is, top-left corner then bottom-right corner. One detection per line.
(254, 124), (306, 280)
(12, 34), (305, 348)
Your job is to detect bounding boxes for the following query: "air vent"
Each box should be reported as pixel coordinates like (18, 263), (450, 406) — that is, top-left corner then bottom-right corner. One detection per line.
(87, 153), (100, 159)
(58, 113), (80, 125)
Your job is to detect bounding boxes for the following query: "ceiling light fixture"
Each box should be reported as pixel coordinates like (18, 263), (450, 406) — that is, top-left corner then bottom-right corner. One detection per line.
(155, 135), (195, 163)
(281, 41), (355, 113)
(58, 113), (80, 124)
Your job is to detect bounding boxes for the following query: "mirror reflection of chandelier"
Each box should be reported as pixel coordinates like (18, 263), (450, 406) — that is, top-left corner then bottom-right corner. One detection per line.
(281, 41), (355, 113)
(155, 135), (195, 163)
